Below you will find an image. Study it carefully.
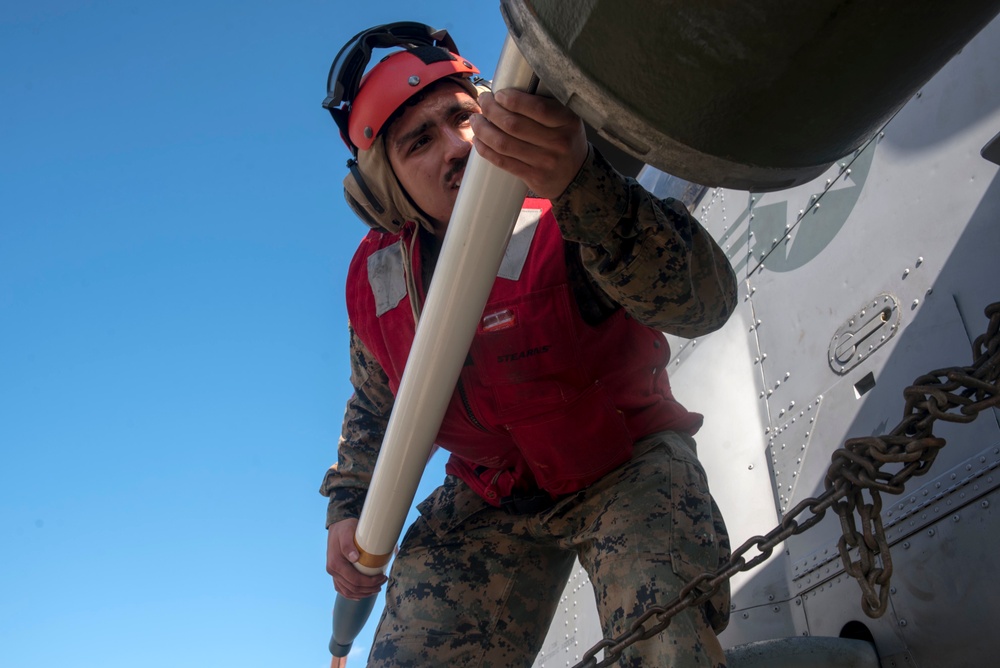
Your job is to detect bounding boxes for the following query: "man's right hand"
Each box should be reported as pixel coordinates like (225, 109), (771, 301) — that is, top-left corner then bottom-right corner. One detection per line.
(326, 518), (388, 600)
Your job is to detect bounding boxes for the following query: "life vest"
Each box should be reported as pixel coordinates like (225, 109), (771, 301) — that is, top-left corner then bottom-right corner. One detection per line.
(346, 198), (702, 506)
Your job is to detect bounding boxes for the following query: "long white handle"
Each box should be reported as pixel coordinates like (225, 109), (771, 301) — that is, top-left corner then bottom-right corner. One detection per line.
(329, 35), (538, 659)
(352, 34), (535, 573)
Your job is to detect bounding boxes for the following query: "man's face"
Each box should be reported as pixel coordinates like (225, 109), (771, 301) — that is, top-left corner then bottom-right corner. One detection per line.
(385, 82), (480, 235)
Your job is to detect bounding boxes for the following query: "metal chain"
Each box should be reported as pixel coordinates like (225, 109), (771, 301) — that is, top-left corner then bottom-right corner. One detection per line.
(573, 302), (1000, 668)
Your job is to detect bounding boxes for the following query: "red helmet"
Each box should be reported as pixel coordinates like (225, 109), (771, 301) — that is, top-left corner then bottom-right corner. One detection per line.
(349, 49), (479, 151)
(323, 22), (480, 154)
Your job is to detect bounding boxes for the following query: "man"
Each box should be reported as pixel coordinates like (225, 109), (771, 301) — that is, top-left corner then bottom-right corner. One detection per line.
(320, 22), (738, 667)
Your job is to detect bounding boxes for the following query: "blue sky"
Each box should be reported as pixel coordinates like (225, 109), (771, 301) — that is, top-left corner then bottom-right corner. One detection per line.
(0, 2), (510, 666)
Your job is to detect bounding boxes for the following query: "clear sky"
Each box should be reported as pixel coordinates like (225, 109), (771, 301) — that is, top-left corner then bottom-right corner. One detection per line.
(1, 2), (510, 666)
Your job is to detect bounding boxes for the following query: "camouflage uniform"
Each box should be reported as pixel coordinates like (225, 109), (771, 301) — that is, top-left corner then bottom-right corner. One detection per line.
(321, 146), (737, 667)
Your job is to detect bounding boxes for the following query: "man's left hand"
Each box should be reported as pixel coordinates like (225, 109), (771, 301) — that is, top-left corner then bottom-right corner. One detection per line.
(471, 89), (588, 200)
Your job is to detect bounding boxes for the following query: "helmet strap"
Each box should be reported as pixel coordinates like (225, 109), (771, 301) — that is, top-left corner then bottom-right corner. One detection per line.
(347, 158), (385, 215)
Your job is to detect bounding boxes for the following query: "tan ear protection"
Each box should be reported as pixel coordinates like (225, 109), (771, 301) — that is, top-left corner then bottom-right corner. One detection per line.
(341, 77), (490, 235)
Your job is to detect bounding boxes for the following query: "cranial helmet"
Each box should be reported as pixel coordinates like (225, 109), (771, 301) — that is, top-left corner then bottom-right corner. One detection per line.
(322, 22), (482, 233)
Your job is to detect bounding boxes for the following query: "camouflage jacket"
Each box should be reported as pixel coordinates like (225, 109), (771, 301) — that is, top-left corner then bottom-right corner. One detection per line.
(319, 146), (738, 527)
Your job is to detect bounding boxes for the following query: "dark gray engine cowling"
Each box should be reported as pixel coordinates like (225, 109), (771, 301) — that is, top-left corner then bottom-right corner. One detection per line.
(500, 0), (1000, 191)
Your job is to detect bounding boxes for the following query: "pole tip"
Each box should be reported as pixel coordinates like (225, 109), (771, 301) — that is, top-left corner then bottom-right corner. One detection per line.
(329, 638), (353, 658)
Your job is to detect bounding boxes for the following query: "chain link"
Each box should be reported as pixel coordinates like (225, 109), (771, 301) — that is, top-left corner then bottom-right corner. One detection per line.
(572, 302), (1000, 668)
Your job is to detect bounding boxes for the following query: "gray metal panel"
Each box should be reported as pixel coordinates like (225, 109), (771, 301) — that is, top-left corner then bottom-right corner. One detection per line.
(790, 442), (1000, 589)
(667, 297), (788, 609)
(666, 184), (789, 608)
(736, 12), (1000, 658)
(886, 484), (1000, 666)
(697, 186), (756, 280)
(671, 12), (1000, 660)
(533, 565), (604, 668)
(720, 596), (808, 652)
(796, 571), (911, 661)
(752, 24), (1000, 483)
(882, 443), (1000, 545)
(782, 296), (1000, 564)
(796, 482), (1000, 667)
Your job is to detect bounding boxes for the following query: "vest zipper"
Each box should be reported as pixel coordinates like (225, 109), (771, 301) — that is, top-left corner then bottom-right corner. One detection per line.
(456, 377), (489, 432)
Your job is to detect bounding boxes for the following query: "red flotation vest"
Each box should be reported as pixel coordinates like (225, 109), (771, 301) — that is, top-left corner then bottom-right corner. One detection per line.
(346, 198), (701, 506)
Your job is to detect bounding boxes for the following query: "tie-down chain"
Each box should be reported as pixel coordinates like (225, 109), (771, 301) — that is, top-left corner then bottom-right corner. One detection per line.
(573, 302), (1000, 668)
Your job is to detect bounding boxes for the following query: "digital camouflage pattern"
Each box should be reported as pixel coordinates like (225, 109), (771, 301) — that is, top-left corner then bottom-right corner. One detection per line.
(321, 326), (392, 529)
(552, 146), (737, 338)
(368, 432), (730, 667)
(319, 145), (738, 666)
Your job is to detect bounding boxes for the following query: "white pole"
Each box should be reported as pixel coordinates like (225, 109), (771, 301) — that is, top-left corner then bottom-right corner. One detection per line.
(330, 35), (540, 658)
(351, 34), (536, 573)
(330, 35), (534, 657)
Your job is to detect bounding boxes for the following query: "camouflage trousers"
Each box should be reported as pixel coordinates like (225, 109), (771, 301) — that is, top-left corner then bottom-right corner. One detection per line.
(368, 430), (731, 667)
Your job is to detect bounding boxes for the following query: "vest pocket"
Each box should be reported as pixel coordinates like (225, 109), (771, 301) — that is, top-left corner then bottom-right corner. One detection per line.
(505, 382), (634, 496)
(470, 285), (578, 385)
(470, 285), (581, 418)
